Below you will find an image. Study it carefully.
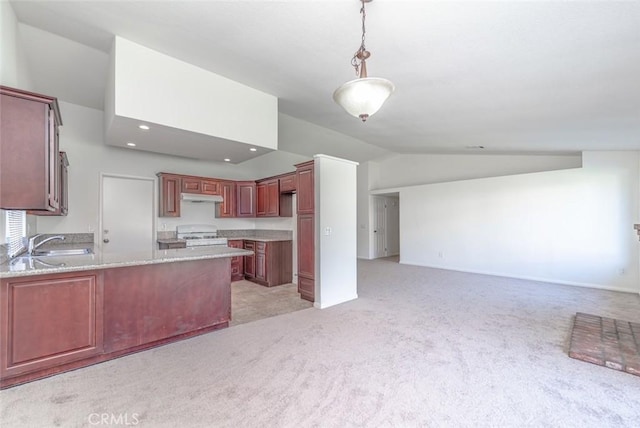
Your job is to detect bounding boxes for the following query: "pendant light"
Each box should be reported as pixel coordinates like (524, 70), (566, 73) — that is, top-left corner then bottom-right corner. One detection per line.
(333, 0), (395, 122)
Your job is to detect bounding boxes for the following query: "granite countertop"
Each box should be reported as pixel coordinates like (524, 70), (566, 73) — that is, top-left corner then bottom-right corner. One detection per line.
(226, 236), (292, 243)
(157, 238), (187, 244)
(0, 245), (253, 279)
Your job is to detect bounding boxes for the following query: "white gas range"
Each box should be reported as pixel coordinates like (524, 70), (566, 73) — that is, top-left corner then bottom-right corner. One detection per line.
(176, 224), (228, 247)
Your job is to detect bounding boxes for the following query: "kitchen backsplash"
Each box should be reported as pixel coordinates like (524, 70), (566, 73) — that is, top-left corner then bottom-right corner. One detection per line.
(219, 229), (293, 239)
(156, 229), (293, 240)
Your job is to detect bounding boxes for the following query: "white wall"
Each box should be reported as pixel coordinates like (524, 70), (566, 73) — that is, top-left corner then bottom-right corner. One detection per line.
(111, 37), (277, 150)
(371, 153), (582, 190)
(36, 101), (296, 235)
(399, 151), (640, 293)
(315, 155), (359, 308)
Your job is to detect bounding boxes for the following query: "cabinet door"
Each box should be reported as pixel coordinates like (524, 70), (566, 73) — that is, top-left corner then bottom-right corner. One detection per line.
(59, 152), (69, 215)
(182, 178), (201, 193)
(296, 161), (314, 215)
(255, 242), (267, 281)
(1, 272), (103, 378)
(158, 174), (181, 217)
(27, 151), (69, 216)
(298, 214), (315, 280)
(236, 182), (256, 217)
(243, 241), (256, 278)
(217, 181), (236, 217)
(256, 182), (267, 216)
(266, 180), (279, 216)
(201, 180), (220, 195)
(279, 173), (296, 193)
(0, 87), (61, 212)
(228, 240), (244, 281)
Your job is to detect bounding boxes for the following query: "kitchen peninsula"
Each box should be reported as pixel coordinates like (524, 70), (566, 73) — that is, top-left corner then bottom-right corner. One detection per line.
(0, 245), (252, 389)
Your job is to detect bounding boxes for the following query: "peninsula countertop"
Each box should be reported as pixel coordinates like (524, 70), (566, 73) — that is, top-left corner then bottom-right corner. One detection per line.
(0, 245), (253, 279)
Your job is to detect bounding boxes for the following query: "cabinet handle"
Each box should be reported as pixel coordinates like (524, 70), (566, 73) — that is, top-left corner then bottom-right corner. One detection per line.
(103, 238), (110, 243)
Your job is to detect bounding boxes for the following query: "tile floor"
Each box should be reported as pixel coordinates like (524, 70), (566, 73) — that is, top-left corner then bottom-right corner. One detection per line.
(230, 280), (313, 326)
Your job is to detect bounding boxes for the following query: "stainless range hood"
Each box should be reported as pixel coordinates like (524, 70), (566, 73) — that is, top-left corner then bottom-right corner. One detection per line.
(181, 193), (224, 203)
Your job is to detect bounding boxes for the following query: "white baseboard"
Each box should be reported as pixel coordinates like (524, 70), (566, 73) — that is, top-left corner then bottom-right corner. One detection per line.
(398, 259), (639, 295)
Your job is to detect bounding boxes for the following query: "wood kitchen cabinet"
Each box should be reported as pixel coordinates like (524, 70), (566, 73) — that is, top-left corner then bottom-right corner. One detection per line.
(257, 178), (292, 217)
(0, 86), (62, 212)
(279, 173), (297, 193)
(244, 240), (292, 287)
(228, 240), (244, 281)
(0, 271), (103, 380)
(296, 160), (315, 301)
(27, 151), (69, 216)
(157, 173), (181, 217)
(217, 181), (236, 218)
(236, 181), (256, 217)
(243, 241), (256, 278)
(182, 177), (220, 195)
(102, 259), (230, 353)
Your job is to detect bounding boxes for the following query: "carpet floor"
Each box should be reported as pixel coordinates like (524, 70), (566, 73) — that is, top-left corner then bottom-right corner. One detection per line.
(1, 259), (639, 427)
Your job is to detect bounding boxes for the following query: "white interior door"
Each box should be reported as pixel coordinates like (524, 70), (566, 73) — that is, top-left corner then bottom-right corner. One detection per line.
(373, 196), (387, 258)
(101, 174), (154, 254)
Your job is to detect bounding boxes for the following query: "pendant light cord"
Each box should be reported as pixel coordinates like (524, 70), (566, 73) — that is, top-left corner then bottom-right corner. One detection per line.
(351, 0), (368, 76)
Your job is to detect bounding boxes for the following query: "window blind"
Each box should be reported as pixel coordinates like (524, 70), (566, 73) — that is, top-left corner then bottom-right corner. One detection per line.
(6, 210), (26, 258)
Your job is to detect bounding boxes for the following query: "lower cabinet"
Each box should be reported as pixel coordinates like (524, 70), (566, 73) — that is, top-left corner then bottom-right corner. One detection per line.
(243, 240), (292, 287)
(228, 240), (244, 281)
(0, 271), (103, 380)
(102, 259), (230, 353)
(243, 241), (256, 279)
(0, 257), (232, 389)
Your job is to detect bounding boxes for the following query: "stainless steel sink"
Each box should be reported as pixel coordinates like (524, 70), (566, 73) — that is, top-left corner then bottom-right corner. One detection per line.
(31, 248), (93, 257)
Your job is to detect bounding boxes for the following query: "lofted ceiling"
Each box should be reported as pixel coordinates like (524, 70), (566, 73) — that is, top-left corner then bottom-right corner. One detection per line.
(8, 0), (640, 163)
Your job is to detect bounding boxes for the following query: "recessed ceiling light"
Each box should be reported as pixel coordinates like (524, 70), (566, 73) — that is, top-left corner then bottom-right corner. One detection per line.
(126, 142), (136, 147)
(224, 158), (231, 162)
(249, 148), (257, 152)
(138, 124), (150, 130)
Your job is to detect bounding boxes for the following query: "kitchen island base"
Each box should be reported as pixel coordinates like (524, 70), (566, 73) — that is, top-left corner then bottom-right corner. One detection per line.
(1, 257), (231, 389)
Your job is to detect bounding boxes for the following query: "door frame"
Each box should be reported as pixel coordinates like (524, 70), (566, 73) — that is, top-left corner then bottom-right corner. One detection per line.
(98, 173), (156, 251)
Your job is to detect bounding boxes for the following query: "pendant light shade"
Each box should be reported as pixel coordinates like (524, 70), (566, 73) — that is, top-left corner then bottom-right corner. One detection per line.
(333, 77), (395, 122)
(333, 0), (394, 122)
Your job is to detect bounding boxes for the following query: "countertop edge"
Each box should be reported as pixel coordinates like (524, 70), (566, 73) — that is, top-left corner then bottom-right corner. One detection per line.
(0, 248), (253, 279)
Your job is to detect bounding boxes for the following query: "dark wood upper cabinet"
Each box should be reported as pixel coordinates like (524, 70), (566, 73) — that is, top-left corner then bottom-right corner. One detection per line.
(216, 181), (236, 218)
(279, 173), (297, 193)
(296, 160), (314, 215)
(0, 86), (62, 212)
(236, 181), (256, 217)
(182, 177), (220, 195)
(27, 151), (69, 216)
(157, 173), (181, 217)
(256, 178), (292, 217)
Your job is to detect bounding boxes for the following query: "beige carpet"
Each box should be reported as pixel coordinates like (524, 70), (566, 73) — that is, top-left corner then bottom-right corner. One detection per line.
(2, 259), (640, 427)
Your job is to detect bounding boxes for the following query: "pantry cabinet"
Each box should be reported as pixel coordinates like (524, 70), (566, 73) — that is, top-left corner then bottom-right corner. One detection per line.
(0, 86), (62, 212)
(296, 160), (315, 302)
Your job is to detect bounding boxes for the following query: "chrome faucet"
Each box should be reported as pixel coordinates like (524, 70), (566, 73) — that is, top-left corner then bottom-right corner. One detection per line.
(28, 234), (65, 255)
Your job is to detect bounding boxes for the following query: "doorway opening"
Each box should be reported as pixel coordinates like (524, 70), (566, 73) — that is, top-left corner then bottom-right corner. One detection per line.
(372, 194), (400, 260)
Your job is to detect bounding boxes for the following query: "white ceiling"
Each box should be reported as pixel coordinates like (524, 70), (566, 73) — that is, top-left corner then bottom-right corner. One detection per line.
(9, 0), (640, 162)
